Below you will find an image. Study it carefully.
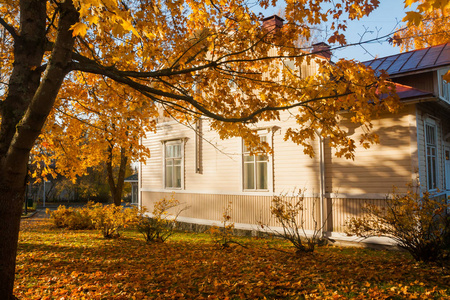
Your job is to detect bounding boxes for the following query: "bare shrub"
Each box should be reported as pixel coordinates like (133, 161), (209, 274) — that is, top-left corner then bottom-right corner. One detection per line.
(137, 194), (186, 243)
(210, 201), (235, 248)
(260, 190), (329, 253)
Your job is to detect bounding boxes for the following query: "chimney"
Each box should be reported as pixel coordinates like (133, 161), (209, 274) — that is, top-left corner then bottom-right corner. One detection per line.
(312, 42), (332, 60)
(262, 15), (284, 34)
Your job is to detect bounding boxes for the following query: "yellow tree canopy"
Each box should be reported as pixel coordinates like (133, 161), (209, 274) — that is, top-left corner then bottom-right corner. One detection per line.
(396, 0), (450, 80)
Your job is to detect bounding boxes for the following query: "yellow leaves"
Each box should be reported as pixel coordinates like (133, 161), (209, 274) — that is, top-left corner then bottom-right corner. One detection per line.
(404, 0), (416, 7)
(403, 11), (423, 26)
(85, 15), (99, 26)
(443, 70), (450, 83)
(70, 22), (88, 37)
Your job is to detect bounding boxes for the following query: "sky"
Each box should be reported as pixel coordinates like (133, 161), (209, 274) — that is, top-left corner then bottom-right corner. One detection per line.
(257, 1), (411, 62)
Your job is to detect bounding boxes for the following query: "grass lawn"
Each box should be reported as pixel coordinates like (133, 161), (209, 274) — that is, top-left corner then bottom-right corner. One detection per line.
(16, 215), (450, 299)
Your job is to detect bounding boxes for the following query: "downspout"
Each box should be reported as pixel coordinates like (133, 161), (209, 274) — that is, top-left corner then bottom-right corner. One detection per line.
(319, 134), (326, 238)
(315, 130), (326, 238)
(138, 135), (142, 209)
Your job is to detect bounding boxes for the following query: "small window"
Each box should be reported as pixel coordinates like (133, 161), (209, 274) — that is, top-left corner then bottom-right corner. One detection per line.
(164, 141), (183, 189)
(243, 136), (269, 190)
(439, 68), (450, 102)
(425, 124), (437, 190)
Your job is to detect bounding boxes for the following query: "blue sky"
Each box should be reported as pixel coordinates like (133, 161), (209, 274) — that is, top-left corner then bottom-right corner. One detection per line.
(257, 1), (410, 62)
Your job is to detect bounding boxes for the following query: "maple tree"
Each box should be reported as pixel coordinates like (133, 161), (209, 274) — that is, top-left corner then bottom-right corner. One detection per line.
(396, 0), (450, 81)
(32, 78), (152, 205)
(0, 0), (445, 298)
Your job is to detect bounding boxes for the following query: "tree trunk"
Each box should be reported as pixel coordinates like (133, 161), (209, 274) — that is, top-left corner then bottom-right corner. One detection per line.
(0, 0), (78, 298)
(0, 186), (25, 299)
(107, 146), (129, 206)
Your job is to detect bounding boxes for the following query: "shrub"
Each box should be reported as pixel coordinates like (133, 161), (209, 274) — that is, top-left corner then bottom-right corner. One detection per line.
(47, 205), (94, 230)
(260, 190), (328, 253)
(89, 202), (138, 238)
(210, 201), (235, 248)
(136, 195), (186, 243)
(346, 184), (450, 263)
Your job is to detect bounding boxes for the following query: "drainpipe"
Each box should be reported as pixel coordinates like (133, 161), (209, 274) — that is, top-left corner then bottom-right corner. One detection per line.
(316, 131), (326, 238)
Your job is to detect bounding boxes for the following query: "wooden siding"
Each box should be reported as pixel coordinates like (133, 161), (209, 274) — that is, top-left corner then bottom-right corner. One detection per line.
(325, 106), (416, 196)
(331, 198), (387, 233)
(416, 103), (450, 192)
(142, 112), (322, 195)
(394, 72), (436, 94)
(141, 191), (389, 234)
(143, 191), (319, 230)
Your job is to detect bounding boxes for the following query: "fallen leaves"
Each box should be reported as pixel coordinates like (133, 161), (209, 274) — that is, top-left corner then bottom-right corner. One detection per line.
(16, 217), (450, 299)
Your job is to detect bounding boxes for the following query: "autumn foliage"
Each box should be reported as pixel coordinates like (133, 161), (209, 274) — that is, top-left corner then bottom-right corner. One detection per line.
(48, 202), (138, 238)
(17, 213), (450, 299)
(346, 184), (450, 263)
(47, 205), (94, 230)
(1, 0), (449, 298)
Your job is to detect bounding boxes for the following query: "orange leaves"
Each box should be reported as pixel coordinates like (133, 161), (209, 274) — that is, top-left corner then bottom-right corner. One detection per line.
(16, 217), (450, 299)
(398, 0), (450, 50)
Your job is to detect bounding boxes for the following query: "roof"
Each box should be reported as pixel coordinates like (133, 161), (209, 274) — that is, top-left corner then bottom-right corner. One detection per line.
(393, 83), (433, 101)
(124, 173), (138, 182)
(363, 43), (450, 76)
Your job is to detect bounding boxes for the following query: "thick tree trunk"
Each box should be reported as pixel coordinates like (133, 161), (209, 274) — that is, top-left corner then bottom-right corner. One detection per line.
(0, 0), (78, 298)
(0, 186), (25, 299)
(107, 146), (129, 206)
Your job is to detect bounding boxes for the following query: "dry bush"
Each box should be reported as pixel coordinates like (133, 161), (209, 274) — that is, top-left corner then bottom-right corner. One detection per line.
(346, 184), (450, 263)
(260, 190), (328, 253)
(210, 201), (235, 248)
(136, 195), (186, 243)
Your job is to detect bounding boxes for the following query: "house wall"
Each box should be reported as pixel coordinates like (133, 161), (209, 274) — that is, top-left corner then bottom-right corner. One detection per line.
(416, 102), (450, 192)
(394, 72), (435, 93)
(325, 105), (417, 197)
(140, 106), (418, 235)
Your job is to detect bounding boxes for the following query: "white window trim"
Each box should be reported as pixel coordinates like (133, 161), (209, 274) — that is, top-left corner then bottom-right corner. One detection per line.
(425, 120), (438, 191)
(241, 129), (274, 193)
(162, 139), (185, 190)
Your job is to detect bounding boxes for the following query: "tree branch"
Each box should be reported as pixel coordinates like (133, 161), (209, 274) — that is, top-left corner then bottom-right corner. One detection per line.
(0, 17), (18, 40)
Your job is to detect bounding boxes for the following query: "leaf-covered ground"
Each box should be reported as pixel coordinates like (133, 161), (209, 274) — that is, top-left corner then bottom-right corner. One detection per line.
(16, 214), (450, 299)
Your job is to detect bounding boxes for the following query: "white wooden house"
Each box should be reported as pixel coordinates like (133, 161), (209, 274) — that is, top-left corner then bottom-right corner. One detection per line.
(138, 42), (450, 244)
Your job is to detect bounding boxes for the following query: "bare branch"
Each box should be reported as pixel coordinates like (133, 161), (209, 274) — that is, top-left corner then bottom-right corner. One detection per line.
(0, 17), (18, 40)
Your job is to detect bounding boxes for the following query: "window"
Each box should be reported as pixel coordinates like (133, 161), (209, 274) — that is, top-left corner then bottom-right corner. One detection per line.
(131, 183), (138, 204)
(243, 136), (269, 190)
(425, 123), (438, 190)
(439, 68), (450, 102)
(164, 140), (183, 189)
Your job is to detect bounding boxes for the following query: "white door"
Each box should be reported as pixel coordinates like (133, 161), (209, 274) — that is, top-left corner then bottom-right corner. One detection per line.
(445, 146), (450, 190)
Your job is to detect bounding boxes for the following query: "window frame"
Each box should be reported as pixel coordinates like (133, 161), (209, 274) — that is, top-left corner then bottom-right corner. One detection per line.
(163, 139), (184, 190)
(425, 121), (438, 191)
(438, 67), (450, 102)
(242, 133), (273, 192)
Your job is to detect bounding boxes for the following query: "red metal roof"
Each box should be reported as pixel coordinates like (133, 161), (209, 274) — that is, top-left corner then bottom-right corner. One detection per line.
(394, 83), (433, 100)
(363, 43), (450, 76)
(378, 83), (433, 101)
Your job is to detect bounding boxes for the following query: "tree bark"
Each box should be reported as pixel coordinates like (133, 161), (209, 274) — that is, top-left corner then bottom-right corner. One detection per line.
(106, 146), (129, 206)
(0, 1), (78, 298)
